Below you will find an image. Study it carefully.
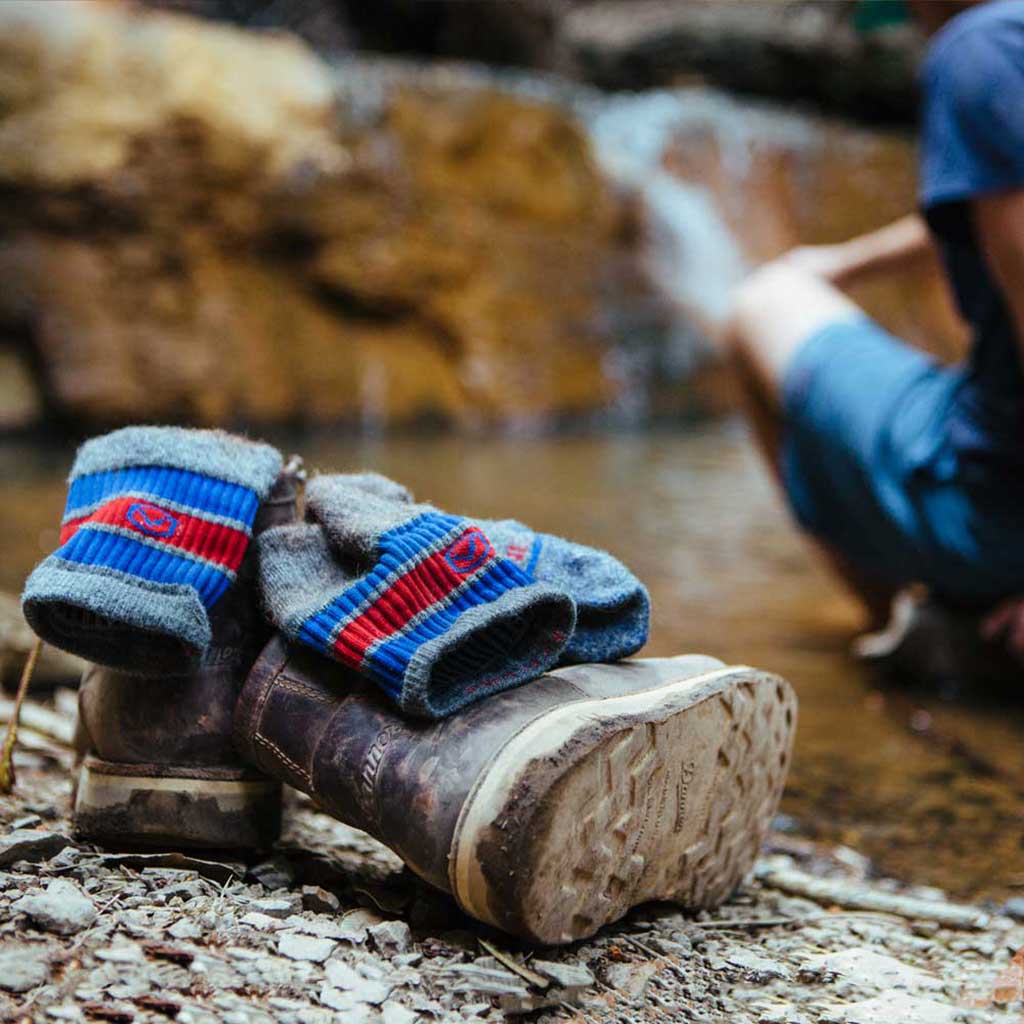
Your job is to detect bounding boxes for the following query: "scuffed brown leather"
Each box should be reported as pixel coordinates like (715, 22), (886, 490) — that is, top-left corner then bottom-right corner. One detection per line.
(235, 639), (721, 895)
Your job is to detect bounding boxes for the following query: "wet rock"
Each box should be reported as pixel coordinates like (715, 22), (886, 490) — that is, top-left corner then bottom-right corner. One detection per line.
(0, 829), (70, 867)
(13, 878), (97, 935)
(286, 916), (349, 940)
(0, 3), (638, 432)
(240, 911), (284, 932)
(563, 1), (921, 123)
(718, 947), (791, 983)
(367, 918), (412, 953)
(248, 858), (297, 891)
(278, 931), (338, 963)
(0, 944), (50, 992)
(45, 1004), (84, 1021)
(819, 991), (959, 1024)
(757, 1006), (810, 1024)
(531, 959), (595, 990)
(604, 960), (659, 998)
(323, 960), (393, 1005)
(801, 947), (941, 993)
(250, 896), (301, 919)
(302, 886), (340, 915)
(381, 1005), (418, 1024)
(95, 943), (145, 964)
(441, 963), (529, 997)
(336, 908), (385, 943)
(167, 918), (202, 940)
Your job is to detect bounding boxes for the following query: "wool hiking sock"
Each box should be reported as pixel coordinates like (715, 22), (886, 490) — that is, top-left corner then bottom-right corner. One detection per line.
(22, 426), (282, 675)
(323, 473), (650, 665)
(259, 478), (576, 718)
(477, 519), (650, 664)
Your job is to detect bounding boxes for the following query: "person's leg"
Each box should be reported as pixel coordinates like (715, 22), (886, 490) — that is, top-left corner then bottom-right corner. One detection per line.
(720, 259), (897, 625)
(721, 260), (862, 468)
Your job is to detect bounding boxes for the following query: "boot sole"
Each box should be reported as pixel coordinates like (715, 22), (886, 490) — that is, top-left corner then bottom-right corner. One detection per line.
(73, 756), (282, 850)
(449, 666), (797, 945)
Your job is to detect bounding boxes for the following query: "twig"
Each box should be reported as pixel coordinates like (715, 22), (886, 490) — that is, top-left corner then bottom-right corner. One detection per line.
(755, 863), (990, 930)
(621, 935), (689, 983)
(478, 938), (550, 990)
(560, 1002), (598, 1024)
(0, 638), (42, 793)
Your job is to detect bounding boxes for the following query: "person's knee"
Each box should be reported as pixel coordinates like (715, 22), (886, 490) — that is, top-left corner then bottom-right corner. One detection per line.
(722, 257), (862, 387)
(722, 261), (801, 361)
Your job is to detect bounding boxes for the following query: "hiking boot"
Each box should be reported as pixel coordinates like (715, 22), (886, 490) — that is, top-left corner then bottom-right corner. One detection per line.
(235, 635), (797, 944)
(71, 458), (304, 850)
(853, 587), (1020, 695)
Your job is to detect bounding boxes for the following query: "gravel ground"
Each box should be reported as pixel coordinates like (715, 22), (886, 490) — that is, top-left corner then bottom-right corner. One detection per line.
(3, 690), (1024, 1024)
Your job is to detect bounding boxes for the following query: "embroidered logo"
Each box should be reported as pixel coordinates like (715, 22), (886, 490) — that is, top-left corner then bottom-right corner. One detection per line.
(444, 527), (493, 575)
(125, 502), (178, 539)
(505, 542), (530, 564)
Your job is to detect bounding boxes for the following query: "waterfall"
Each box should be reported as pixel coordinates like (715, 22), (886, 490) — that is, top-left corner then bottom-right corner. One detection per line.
(329, 57), (822, 410)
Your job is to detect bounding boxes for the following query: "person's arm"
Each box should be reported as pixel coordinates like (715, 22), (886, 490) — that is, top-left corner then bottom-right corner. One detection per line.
(779, 213), (934, 288)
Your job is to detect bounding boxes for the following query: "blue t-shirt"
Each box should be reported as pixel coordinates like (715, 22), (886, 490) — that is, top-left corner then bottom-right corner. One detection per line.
(920, 0), (1024, 459)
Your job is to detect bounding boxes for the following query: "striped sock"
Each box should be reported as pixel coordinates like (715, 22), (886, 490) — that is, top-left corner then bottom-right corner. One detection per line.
(22, 427), (282, 675)
(259, 479), (575, 718)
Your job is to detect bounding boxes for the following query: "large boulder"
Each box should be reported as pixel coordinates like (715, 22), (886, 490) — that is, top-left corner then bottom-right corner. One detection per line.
(0, 2), (638, 430)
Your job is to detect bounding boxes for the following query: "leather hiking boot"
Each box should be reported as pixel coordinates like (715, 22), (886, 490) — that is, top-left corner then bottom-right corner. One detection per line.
(235, 635), (797, 944)
(853, 587), (1020, 695)
(72, 458), (303, 850)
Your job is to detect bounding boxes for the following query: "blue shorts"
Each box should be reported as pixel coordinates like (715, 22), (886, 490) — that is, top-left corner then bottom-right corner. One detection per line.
(780, 317), (1024, 606)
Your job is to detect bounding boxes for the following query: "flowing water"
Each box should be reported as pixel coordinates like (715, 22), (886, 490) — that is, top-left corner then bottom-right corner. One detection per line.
(4, 421), (1024, 904)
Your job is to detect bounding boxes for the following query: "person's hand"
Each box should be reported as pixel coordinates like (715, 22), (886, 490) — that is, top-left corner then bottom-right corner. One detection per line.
(981, 597), (1024, 663)
(777, 243), (863, 286)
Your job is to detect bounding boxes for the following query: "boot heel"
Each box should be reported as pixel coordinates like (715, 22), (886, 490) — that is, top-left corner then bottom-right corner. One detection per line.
(73, 756), (282, 850)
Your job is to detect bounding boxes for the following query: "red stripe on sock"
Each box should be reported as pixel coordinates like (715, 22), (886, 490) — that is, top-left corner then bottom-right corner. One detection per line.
(59, 497), (249, 571)
(331, 528), (496, 668)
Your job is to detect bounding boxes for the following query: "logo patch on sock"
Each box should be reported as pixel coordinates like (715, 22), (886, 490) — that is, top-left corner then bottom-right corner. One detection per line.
(125, 502), (179, 539)
(444, 527), (493, 575)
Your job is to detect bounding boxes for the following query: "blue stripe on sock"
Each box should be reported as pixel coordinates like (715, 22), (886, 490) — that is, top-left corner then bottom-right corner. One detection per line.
(524, 534), (544, 578)
(364, 557), (531, 691)
(58, 527), (231, 607)
(65, 466), (260, 525)
(297, 511), (467, 658)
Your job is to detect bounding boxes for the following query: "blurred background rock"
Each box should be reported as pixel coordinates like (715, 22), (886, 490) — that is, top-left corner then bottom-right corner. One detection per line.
(0, 0), (964, 435)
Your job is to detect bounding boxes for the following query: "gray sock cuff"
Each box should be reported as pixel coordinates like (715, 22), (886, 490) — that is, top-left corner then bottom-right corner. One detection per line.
(21, 558), (210, 675)
(258, 523), (353, 633)
(318, 473), (414, 505)
(304, 476), (430, 559)
(402, 582), (576, 719)
(71, 427), (283, 497)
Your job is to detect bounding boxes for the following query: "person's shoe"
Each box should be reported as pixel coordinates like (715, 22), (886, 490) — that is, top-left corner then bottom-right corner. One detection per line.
(853, 587), (1019, 695)
(235, 635), (797, 944)
(71, 458), (304, 850)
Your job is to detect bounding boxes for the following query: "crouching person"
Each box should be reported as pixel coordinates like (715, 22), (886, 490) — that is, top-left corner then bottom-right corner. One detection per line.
(722, 0), (1024, 684)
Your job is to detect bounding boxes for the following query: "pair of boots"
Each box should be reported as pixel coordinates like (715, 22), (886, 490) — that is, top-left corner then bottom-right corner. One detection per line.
(26, 428), (797, 945)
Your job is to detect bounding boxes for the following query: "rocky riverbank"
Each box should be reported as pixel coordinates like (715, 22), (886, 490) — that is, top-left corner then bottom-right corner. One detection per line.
(3, 687), (1023, 1024)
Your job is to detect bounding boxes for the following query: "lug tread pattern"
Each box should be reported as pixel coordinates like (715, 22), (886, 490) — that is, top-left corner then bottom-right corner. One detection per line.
(523, 674), (797, 944)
